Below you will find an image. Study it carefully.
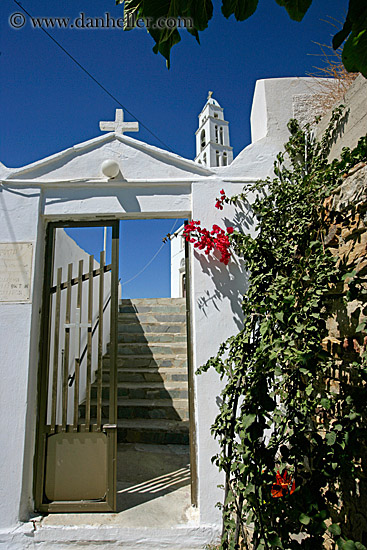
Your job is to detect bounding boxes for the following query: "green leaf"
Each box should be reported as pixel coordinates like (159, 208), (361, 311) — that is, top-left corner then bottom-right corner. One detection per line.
(329, 523), (342, 536)
(356, 321), (366, 333)
(187, 0), (214, 32)
(321, 398), (331, 409)
(275, 0), (312, 21)
(342, 541), (356, 550)
(123, 0), (214, 66)
(355, 543), (367, 550)
(268, 532), (283, 547)
(326, 431), (337, 446)
(242, 413), (257, 428)
(299, 513), (311, 525)
(343, 29), (367, 77)
(222, 0), (259, 21)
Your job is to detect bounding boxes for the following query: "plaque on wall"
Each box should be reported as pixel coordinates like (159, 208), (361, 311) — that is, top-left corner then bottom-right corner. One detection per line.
(0, 243), (33, 302)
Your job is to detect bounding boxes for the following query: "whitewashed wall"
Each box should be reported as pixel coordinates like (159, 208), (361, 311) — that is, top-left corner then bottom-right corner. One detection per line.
(0, 184), (42, 529)
(170, 224), (185, 298)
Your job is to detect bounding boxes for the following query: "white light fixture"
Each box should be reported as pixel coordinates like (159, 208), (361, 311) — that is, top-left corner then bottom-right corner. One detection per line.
(101, 159), (120, 179)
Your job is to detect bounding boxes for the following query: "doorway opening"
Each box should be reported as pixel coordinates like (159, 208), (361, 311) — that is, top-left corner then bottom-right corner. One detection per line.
(115, 218), (194, 518)
(36, 217), (197, 525)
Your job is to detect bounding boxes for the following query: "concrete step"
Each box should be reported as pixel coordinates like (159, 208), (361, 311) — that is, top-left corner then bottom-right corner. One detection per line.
(118, 312), (187, 324)
(102, 367), (188, 383)
(118, 332), (187, 344)
(104, 356), (187, 369)
(117, 418), (189, 445)
(120, 298), (185, 305)
(85, 298), (189, 448)
(117, 398), (189, 420)
(116, 343), (187, 356)
(80, 399), (189, 421)
(119, 303), (186, 314)
(91, 382), (188, 401)
(118, 322), (186, 334)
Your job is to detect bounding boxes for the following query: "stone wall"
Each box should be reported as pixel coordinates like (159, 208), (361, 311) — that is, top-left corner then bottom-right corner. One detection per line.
(322, 162), (367, 543)
(323, 163), (367, 355)
(316, 75), (367, 161)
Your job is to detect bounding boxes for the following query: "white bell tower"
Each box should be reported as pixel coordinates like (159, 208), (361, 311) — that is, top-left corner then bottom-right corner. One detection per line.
(195, 92), (233, 167)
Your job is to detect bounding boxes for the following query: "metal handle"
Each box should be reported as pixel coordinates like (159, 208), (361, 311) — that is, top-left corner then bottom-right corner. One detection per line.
(102, 424), (117, 431)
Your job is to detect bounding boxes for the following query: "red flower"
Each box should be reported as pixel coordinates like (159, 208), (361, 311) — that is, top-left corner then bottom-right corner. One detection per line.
(271, 470), (295, 498)
(227, 227), (234, 234)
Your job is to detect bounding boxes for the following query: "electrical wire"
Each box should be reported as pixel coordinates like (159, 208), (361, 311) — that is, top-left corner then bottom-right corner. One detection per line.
(122, 219), (181, 286)
(12, 0), (174, 153)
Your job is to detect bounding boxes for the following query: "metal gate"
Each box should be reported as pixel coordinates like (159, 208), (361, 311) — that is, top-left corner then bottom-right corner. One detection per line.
(34, 221), (119, 513)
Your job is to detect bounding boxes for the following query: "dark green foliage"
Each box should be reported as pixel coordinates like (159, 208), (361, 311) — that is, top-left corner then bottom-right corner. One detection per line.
(198, 111), (367, 549)
(117, 0), (367, 75)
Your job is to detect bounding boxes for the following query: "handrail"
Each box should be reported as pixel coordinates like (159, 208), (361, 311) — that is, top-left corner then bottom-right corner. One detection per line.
(50, 264), (111, 294)
(67, 293), (112, 387)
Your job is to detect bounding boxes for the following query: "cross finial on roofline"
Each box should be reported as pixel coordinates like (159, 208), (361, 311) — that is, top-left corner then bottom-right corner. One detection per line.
(99, 109), (139, 135)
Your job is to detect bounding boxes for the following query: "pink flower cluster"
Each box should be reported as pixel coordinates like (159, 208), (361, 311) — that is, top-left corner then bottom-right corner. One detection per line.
(183, 219), (233, 265)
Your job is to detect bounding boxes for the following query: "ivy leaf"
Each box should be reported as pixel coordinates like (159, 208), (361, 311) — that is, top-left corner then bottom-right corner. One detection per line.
(222, 0), (259, 21)
(329, 523), (342, 536)
(326, 431), (337, 446)
(299, 513), (311, 525)
(268, 532), (283, 547)
(275, 311), (284, 323)
(321, 398), (331, 409)
(242, 413), (257, 428)
(245, 483), (255, 495)
(274, 0), (312, 22)
(341, 541), (356, 550)
(355, 543), (367, 550)
(356, 321), (366, 333)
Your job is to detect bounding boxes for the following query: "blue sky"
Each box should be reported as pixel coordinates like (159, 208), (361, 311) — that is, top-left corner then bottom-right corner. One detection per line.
(1, 0), (348, 297)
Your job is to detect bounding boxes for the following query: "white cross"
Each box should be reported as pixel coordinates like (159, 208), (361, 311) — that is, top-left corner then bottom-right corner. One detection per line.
(64, 308), (91, 359)
(99, 108), (139, 135)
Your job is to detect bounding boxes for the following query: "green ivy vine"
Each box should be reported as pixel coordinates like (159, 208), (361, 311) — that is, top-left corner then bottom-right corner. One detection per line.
(198, 109), (367, 550)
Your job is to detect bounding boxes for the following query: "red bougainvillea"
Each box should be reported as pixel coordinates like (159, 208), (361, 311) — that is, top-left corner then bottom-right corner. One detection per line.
(183, 217), (233, 265)
(215, 189), (227, 210)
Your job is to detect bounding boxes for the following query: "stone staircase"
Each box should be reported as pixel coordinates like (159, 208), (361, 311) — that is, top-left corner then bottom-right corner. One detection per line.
(82, 297), (189, 445)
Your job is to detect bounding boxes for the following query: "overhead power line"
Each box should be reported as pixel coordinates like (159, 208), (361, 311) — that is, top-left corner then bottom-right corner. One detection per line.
(122, 219), (180, 286)
(12, 0), (173, 152)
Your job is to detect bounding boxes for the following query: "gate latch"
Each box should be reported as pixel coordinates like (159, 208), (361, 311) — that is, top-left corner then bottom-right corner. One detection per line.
(102, 424), (117, 431)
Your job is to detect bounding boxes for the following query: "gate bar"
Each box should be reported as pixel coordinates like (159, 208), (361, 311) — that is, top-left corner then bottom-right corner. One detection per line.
(97, 251), (105, 429)
(73, 260), (83, 431)
(50, 267), (62, 433)
(62, 263), (73, 431)
(85, 255), (94, 429)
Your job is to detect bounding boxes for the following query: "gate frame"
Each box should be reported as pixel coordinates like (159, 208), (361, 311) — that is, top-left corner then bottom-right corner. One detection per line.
(33, 219), (119, 513)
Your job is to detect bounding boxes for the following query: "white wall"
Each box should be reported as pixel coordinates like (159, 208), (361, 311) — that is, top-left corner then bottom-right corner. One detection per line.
(170, 224), (185, 298)
(190, 178), (256, 524)
(0, 185), (42, 528)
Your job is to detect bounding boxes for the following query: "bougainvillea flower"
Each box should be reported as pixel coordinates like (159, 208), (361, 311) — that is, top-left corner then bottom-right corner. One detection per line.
(271, 470), (296, 498)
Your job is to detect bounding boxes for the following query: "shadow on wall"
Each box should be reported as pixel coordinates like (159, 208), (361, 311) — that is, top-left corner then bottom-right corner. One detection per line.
(195, 200), (253, 332)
